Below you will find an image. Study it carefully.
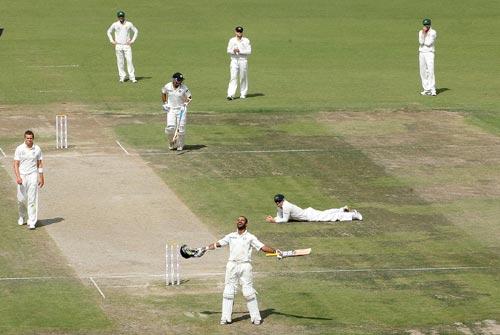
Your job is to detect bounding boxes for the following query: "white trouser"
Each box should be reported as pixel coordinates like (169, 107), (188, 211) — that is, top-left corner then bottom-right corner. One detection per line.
(221, 261), (261, 323)
(115, 44), (135, 80)
(164, 107), (187, 148)
(304, 207), (357, 221)
(227, 58), (248, 97)
(17, 172), (39, 227)
(419, 52), (435, 93)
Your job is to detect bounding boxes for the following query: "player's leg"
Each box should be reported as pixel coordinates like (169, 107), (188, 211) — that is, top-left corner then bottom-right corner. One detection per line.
(227, 59), (239, 99)
(240, 263), (261, 325)
(239, 59), (248, 98)
(25, 173), (38, 229)
(124, 46), (136, 82)
(176, 107), (187, 151)
(425, 53), (436, 95)
(115, 47), (126, 82)
(419, 52), (429, 94)
(16, 177), (27, 225)
(165, 110), (177, 149)
(221, 262), (238, 324)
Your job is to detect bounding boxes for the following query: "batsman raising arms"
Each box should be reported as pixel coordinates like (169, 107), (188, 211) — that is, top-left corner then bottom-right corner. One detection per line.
(161, 72), (192, 151)
(188, 216), (281, 325)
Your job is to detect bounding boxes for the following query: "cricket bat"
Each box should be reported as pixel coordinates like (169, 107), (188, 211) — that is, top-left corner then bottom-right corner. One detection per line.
(266, 248), (311, 258)
(172, 106), (186, 142)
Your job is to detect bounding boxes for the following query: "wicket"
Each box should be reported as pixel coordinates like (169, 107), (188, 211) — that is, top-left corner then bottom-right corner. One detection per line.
(56, 115), (68, 149)
(165, 243), (180, 286)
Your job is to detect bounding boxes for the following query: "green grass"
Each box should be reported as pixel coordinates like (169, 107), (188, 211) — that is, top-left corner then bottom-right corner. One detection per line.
(0, 168), (111, 334)
(1, 0), (500, 333)
(113, 111), (500, 333)
(1, 1), (500, 115)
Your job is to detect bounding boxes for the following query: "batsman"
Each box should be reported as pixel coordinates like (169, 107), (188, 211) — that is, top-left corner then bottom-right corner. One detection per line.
(161, 72), (192, 151)
(182, 216), (282, 325)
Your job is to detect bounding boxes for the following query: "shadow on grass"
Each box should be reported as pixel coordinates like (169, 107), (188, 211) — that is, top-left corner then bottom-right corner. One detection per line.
(246, 93), (265, 98)
(38, 217), (64, 227)
(201, 308), (332, 323)
(436, 88), (450, 95)
(136, 76), (152, 81)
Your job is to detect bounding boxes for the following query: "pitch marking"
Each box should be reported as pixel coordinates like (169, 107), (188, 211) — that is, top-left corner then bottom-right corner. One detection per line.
(115, 140), (130, 155)
(89, 277), (106, 299)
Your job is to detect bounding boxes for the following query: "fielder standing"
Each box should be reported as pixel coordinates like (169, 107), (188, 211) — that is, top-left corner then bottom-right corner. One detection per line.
(13, 130), (44, 230)
(265, 194), (363, 223)
(161, 72), (192, 151)
(200, 216), (281, 325)
(107, 10), (138, 83)
(418, 18), (437, 96)
(226, 26), (251, 100)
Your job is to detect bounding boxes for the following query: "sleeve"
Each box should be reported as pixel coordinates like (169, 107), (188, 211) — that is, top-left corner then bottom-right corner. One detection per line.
(217, 234), (231, 247)
(161, 84), (168, 94)
(107, 23), (115, 43)
(424, 30), (436, 47)
(250, 235), (265, 251)
(239, 38), (252, 55)
(418, 31), (424, 45)
(13, 147), (20, 161)
(274, 205), (290, 223)
(37, 147), (43, 161)
(227, 39), (234, 54)
(130, 23), (139, 43)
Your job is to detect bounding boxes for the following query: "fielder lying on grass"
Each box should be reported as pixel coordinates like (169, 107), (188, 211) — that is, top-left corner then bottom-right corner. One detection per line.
(265, 193), (363, 223)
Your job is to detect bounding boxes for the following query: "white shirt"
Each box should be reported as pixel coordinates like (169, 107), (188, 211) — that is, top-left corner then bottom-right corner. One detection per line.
(227, 37), (252, 60)
(274, 200), (309, 223)
(161, 82), (191, 108)
(14, 143), (43, 175)
(418, 28), (437, 53)
(218, 230), (264, 263)
(107, 20), (138, 45)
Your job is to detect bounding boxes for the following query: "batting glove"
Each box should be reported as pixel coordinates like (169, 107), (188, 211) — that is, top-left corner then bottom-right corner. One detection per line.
(162, 104), (170, 112)
(275, 249), (283, 260)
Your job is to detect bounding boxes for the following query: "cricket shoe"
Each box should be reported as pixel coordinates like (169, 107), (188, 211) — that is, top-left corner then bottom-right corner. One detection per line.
(131, 79), (138, 83)
(352, 210), (363, 221)
(226, 96), (234, 101)
(431, 91), (437, 96)
(420, 91), (431, 96)
(18, 217), (25, 225)
(28, 225), (36, 230)
(119, 78), (125, 83)
(220, 319), (232, 325)
(240, 95), (246, 99)
(252, 319), (261, 325)
(177, 147), (183, 151)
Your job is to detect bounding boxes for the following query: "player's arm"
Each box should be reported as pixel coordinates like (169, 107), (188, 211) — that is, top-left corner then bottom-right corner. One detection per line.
(106, 24), (116, 44)
(37, 159), (44, 188)
(129, 24), (138, 44)
(239, 39), (251, 55)
(424, 30), (436, 47)
(13, 159), (22, 184)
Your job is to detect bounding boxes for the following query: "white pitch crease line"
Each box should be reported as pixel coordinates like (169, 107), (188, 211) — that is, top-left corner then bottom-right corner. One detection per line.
(0, 147), (6, 158)
(115, 140), (130, 155)
(0, 266), (495, 282)
(30, 64), (80, 68)
(89, 277), (106, 299)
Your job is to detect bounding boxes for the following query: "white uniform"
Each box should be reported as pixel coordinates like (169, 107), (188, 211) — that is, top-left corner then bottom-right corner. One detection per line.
(14, 143), (43, 228)
(161, 82), (191, 150)
(107, 20), (138, 81)
(418, 27), (437, 95)
(227, 36), (251, 98)
(274, 200), (359, 223)
(217, 230), (264, 324)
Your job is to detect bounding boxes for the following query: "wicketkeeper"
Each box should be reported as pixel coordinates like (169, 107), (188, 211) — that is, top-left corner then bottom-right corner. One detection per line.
(184, 216), (281, 325)
(161, 72), (192, 151)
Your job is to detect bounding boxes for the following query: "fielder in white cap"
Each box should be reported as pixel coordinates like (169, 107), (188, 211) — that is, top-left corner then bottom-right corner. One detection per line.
(265, 194), (363, 223)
